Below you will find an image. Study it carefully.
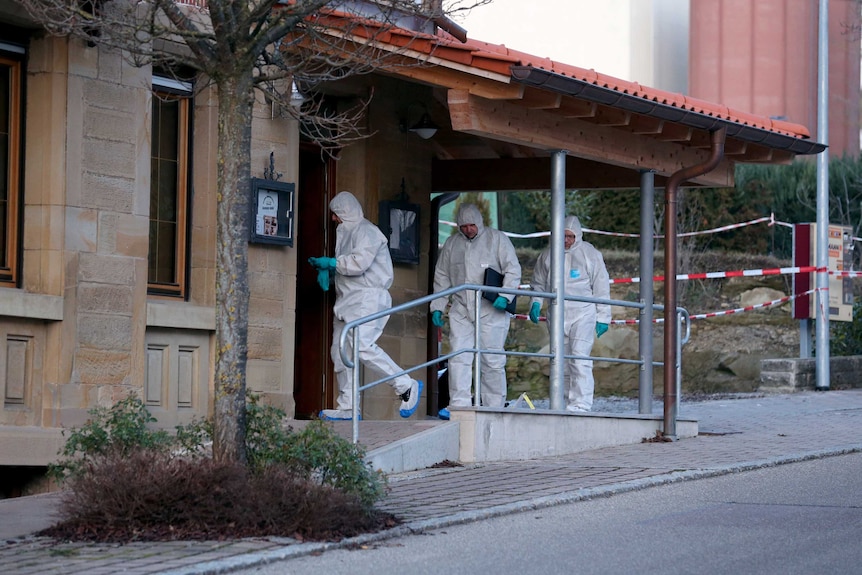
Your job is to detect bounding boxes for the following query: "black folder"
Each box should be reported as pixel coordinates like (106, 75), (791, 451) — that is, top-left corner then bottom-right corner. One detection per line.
(482, 268), (517, 313)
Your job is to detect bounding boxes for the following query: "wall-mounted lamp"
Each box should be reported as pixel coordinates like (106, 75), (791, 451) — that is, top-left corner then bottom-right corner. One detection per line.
(289, 80), (306, 109)
(401, 103), (439, 139)
(409, 112), (438, 139)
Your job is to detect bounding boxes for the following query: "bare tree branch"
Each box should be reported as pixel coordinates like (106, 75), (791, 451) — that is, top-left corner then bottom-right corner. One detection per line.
(15, 0), (490, 463)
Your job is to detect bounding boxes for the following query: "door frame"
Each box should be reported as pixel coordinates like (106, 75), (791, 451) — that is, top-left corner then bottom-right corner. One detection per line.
(293, 144), (337, 418)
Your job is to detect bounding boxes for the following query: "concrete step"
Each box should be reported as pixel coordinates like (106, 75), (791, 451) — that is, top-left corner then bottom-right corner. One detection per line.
(286, 418), (460, 474)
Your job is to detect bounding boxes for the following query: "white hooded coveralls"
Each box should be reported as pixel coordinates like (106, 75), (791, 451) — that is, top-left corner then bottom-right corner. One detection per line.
(431, 203), (522, 408)
(530, 216), (610, 411)
(328, 191), (413, 412)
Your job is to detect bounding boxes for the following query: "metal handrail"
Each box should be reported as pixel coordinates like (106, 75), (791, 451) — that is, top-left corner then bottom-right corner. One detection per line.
(338, 283), (689, 443)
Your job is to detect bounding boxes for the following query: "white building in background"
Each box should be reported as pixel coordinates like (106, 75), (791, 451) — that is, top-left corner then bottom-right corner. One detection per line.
(463, 0), (859, 157)
(460, 0), (689, 92)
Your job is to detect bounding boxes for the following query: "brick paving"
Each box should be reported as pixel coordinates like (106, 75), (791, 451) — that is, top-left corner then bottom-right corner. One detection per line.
(2, 389), (861, 575)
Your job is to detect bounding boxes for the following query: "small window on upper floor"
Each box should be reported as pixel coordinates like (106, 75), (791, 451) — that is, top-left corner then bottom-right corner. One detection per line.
(149, 76), (192, 297)
(0, 47), (23, 288)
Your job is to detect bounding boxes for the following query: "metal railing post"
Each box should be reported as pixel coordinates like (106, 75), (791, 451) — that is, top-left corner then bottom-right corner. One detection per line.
(676, 310), (683, 418)
(474, 289), (482, 406)
(352, 326), (360, 444)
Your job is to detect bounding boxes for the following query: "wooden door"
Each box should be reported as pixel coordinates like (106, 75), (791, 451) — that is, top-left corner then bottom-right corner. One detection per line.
(293, 145), (336, 419)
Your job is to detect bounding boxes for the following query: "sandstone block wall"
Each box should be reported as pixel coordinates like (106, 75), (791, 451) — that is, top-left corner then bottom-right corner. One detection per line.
(759, 356), (862, 392)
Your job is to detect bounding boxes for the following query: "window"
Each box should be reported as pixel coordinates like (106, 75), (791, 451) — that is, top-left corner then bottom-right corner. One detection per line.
(149, 79), (191, 296)
(0, 53), (22, 288)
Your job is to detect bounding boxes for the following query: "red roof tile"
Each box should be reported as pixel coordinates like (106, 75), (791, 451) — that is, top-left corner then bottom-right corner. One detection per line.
(316, 9), (817, 145)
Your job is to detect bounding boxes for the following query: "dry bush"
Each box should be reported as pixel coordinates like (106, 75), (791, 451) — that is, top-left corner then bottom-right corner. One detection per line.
(41, 449), (397, 542)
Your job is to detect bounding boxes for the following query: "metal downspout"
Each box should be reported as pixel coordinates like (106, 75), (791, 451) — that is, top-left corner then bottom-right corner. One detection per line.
(662, 127), (726, 438)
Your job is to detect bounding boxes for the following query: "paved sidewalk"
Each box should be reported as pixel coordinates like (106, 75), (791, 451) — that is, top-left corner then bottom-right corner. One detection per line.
(2, 389), (861, 575)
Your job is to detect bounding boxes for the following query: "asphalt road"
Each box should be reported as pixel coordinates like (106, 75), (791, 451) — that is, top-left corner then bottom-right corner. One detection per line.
(234, 452), (862, 575)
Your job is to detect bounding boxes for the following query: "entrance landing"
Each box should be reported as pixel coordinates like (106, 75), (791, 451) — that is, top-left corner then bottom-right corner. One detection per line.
(289, 408), (698, 475)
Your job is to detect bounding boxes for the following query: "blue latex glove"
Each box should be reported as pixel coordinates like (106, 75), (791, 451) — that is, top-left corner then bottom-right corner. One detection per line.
(316, 268), (330, 291)
(308, 256), (337, 270)
(528, 301), (541, 324)
(493, 296), (509, 311)
(596, 322), (609, 339)
(431, 310), (444, 328)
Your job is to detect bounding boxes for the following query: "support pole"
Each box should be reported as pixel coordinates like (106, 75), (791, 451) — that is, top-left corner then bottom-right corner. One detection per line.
(639, 170), (655, 414)
(815, 0), (830, 390)
(549, 150), (567, 410)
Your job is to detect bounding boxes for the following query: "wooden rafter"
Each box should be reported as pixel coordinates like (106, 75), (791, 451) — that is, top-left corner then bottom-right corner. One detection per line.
(654, 122), (693, 142)
(556, 97), (598, 118)
(517, 86), (563, 110)
(447, 89), (735, 187)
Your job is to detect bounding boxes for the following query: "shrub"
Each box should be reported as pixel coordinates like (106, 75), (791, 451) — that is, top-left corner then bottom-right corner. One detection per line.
(48, 396), (172, 481)
(244, 392), (294, 472)
(281, 420), (387, 508)
(46, 393), (391, 541)
(238, 394), (386, 508)
(46, 449), (391, 542)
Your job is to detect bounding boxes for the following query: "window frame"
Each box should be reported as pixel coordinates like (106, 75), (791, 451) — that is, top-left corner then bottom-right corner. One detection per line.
(0, 51), (23, 288)
(148, 77), (192, 298)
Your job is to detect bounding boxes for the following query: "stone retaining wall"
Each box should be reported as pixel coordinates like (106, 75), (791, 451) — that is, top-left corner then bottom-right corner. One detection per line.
(759, 356), (862, 392)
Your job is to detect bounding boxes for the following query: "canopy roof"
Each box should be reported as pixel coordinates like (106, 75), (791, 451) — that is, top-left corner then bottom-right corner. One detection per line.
(329, 10), (825, 189)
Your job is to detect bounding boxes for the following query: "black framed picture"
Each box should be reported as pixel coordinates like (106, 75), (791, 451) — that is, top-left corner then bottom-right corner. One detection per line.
(379, 200), (420, 264)
(250, 178), (294, 246)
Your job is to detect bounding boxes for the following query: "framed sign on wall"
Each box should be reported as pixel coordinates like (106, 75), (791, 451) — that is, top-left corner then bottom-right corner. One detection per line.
(379, 200), (420, 264)
(250, 178), (294, 246)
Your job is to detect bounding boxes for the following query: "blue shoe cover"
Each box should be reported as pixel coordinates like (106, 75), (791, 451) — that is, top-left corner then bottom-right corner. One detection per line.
(319, 409), (361, 421)
(399, 380), (424, 418)
(438, 407), (450, 420)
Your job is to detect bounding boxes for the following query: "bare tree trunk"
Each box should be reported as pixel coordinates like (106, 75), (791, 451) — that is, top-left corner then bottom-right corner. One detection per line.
(212, 72), (254, 465)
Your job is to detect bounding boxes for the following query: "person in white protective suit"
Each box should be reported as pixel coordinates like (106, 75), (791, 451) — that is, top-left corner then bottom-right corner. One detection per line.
(529, 215), (610, 411)
(308, 191), (422, 421)
(430, 203), (522, 420)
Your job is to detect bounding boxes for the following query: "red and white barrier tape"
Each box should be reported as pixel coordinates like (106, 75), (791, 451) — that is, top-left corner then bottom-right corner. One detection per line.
(585, 215), (776, 239)
(514, 288), (825, 325)
(517, 265), (843, 291)
(610, 288), (822, 324)
(829, 269), (862, 278)
(609, 266), (862, 284)
(443, 212), (862, 243)
(609, 265), (826, 284)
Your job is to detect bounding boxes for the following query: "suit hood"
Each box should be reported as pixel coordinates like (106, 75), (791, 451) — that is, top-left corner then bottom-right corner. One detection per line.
(330, 191), (364, 225)
(455, 203), (485, 237)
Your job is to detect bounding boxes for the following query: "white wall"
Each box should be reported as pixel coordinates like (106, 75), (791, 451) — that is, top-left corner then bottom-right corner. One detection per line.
(459, 0), (690, 92)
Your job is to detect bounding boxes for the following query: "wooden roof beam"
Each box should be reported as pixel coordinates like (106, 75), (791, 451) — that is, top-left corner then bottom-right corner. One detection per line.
(592, 106), (631, 127)
(380, 60), (524, 100)
(447, 89), (735, 187)
(740, 143), (776, 163)
(517, 86), (564, 110)
(557, 98), (598, 118)
(432, 156), (676, 191)
(654, 123), (693, 142)
(627, 115), (664, 135)
(723, 139), (748, 156)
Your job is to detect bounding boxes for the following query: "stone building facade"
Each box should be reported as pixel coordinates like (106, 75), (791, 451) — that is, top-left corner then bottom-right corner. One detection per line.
(0, 27), (435, 467)
(0, 2), (825, 472)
